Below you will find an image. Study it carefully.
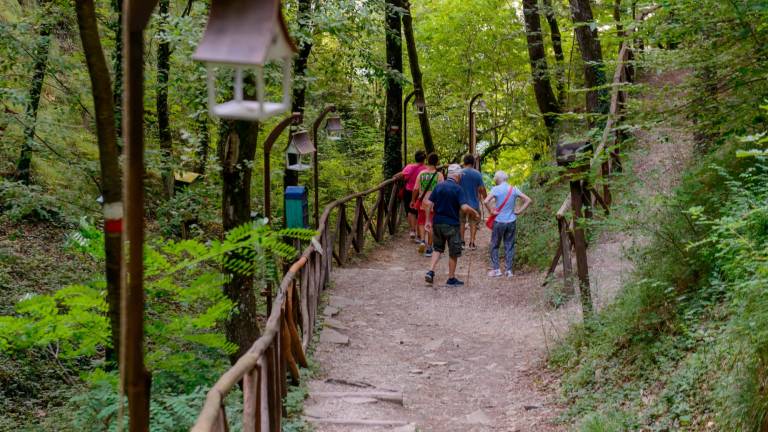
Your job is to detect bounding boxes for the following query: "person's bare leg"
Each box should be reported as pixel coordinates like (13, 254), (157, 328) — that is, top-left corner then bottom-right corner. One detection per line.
(429, 250), (441, 272)
(460, 220), (467, 244)
(448, 256), (457, 278)
(469, 223), (478, 246)
(408, 213), (417, 236)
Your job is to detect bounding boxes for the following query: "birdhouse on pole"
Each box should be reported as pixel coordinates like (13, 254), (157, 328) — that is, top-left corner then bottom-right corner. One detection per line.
(193, 0), (298, 121)
(413, 93), (427, 115)
(325, 114), (343, 141)
(286, 130), (315, 171)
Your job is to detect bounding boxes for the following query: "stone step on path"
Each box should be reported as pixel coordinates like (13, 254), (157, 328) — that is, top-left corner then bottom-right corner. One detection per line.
(304, 379), (416, 431)
(308, 296), (416, 430)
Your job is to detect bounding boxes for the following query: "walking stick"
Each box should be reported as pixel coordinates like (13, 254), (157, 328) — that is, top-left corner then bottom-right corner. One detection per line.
(467, 241), (473, 288)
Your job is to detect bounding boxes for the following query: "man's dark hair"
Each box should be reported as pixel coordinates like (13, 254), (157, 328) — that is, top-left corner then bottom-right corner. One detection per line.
(414, 150), (427, 163)
(427, 152), (439, 166)
(463, 154), (475, 166)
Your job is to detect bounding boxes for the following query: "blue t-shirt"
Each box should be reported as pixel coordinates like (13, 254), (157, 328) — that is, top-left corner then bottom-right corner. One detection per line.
(460, 168), (484, 210)
(429, 178), (468, 226)
(489, 183), (520, 223)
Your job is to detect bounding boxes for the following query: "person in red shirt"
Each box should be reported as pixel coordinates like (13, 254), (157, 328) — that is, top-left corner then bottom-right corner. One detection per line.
(400, 150), (427, 242)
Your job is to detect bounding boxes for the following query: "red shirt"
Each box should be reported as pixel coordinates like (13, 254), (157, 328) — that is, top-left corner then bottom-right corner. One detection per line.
(402, 163), (427, 191)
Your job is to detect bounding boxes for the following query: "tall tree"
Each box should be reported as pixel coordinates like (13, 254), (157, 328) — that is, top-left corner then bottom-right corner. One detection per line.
(194, 88), (210, 174)
(219, 117), (261, 363)
(568, 0), (608, 117)
(522, 0), (560, 133)
(285, 0), (314, 189)
(401, 0), (434, 154)
(542, 0), (567, 103)
(383, 0), (404, 178)
(74, 0), (123, 365)
(111, 0), (123, 143)
(156, 0), (173, 198)
(15, 3), (53, 183)
(613, 0), (625, 39)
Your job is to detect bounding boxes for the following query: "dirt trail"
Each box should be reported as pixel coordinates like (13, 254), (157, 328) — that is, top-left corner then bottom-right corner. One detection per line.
(302, 70), (692, 432)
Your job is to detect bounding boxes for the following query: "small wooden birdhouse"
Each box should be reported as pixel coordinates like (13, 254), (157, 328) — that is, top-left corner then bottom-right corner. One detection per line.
(414, 94), (427, 115)
(556, 139), (593, 167)
(286, 130), (315, 171)
(325, 114), (343, 141)
(475, 99), (489, 114)
(193, 0), (298, 121)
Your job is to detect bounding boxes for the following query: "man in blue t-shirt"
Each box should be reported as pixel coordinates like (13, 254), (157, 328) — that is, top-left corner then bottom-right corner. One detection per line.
(460, 154), (487, 251)
(483, 170), (532, 278)
(423, 164), (480, 286)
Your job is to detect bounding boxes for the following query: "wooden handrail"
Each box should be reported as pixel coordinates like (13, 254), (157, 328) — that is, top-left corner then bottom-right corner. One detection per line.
(192, 173), (405, 432)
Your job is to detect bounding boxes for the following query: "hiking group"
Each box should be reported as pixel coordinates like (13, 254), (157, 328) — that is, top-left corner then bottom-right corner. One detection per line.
(401, 150), (532, 287)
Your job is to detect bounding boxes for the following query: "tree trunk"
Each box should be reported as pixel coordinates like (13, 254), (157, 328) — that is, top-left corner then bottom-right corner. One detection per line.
(195, 100), (209, 174)
(401, 1), (434, 154)
(156, 0), (173, 198)
(541, 0), (566, 104)
(111, 0), (123, 145)
(522, 0), (560, 134)
(285, 0), (314, 189)
(219, 117), (261, 364)
(568, 0), (608, 118)
(74, 0), (123, 367)
(613, 0), (624, 39)
(383, 0), (403, 178)
(15, 6), (53, 183)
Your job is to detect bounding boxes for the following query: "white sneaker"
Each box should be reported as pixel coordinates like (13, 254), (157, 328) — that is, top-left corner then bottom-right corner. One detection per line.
(505, 270), (514, 278)
(487, 269), (502, 277)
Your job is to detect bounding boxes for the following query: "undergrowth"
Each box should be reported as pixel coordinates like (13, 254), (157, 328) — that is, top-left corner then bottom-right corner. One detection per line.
(551, 133), (768, 430)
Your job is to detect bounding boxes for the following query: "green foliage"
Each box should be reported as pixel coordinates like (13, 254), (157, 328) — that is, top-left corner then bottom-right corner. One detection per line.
(552, 131), (768, 429)
(65, 369), (242, 432)
(66, 216), (105, 259)
(0, 283), (108, 357)
(0, 218), (311, 428)
(0, 179), (64, 223)
(155, 181), (220, 238)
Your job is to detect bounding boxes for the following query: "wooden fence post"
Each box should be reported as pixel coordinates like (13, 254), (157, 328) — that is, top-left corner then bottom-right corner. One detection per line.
(375, 189), (386, 241)
(558, 217), (575, 295)
(569, 176), (593, 318)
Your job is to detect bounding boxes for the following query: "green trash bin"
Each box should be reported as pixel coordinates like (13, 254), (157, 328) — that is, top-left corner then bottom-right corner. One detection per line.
(285, 186), (308, 228)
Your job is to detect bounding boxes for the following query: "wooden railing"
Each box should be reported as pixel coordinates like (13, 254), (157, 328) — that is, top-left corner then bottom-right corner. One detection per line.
(543, 42), (634, 297)
(191, 174), (404, 432)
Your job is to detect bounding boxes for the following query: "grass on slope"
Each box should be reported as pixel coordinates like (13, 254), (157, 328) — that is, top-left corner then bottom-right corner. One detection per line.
(550, 117), (768, 430)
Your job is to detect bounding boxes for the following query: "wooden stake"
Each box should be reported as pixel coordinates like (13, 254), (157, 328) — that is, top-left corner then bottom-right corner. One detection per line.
(569, 178), (593, 318)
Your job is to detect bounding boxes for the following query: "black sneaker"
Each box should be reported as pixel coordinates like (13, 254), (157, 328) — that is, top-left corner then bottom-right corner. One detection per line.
(446, 277), (464, 286)
(425, 270), (435, 284)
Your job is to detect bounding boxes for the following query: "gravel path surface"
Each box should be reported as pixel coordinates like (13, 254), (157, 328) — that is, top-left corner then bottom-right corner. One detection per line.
(304, 228), (569, 432)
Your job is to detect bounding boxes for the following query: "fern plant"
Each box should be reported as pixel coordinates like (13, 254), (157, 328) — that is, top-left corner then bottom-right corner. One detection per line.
(0, 220), (315, 429)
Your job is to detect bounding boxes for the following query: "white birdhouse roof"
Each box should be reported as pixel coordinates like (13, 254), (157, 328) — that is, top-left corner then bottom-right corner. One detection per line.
(193, 0), (298, 66)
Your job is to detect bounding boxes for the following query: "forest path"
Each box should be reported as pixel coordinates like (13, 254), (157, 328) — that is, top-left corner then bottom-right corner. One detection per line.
(301, 70), (692, 432)
(303, 226), (568, 432)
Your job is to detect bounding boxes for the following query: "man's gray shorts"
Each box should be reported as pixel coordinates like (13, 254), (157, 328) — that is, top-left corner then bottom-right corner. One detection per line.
(433, 224), (462, 257)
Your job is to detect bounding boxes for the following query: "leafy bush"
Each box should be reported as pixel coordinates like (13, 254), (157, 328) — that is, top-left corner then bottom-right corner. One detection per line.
(0, 179), (64, 223)
(552, 133), (768, 429)
(0, 220), (315, 429)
